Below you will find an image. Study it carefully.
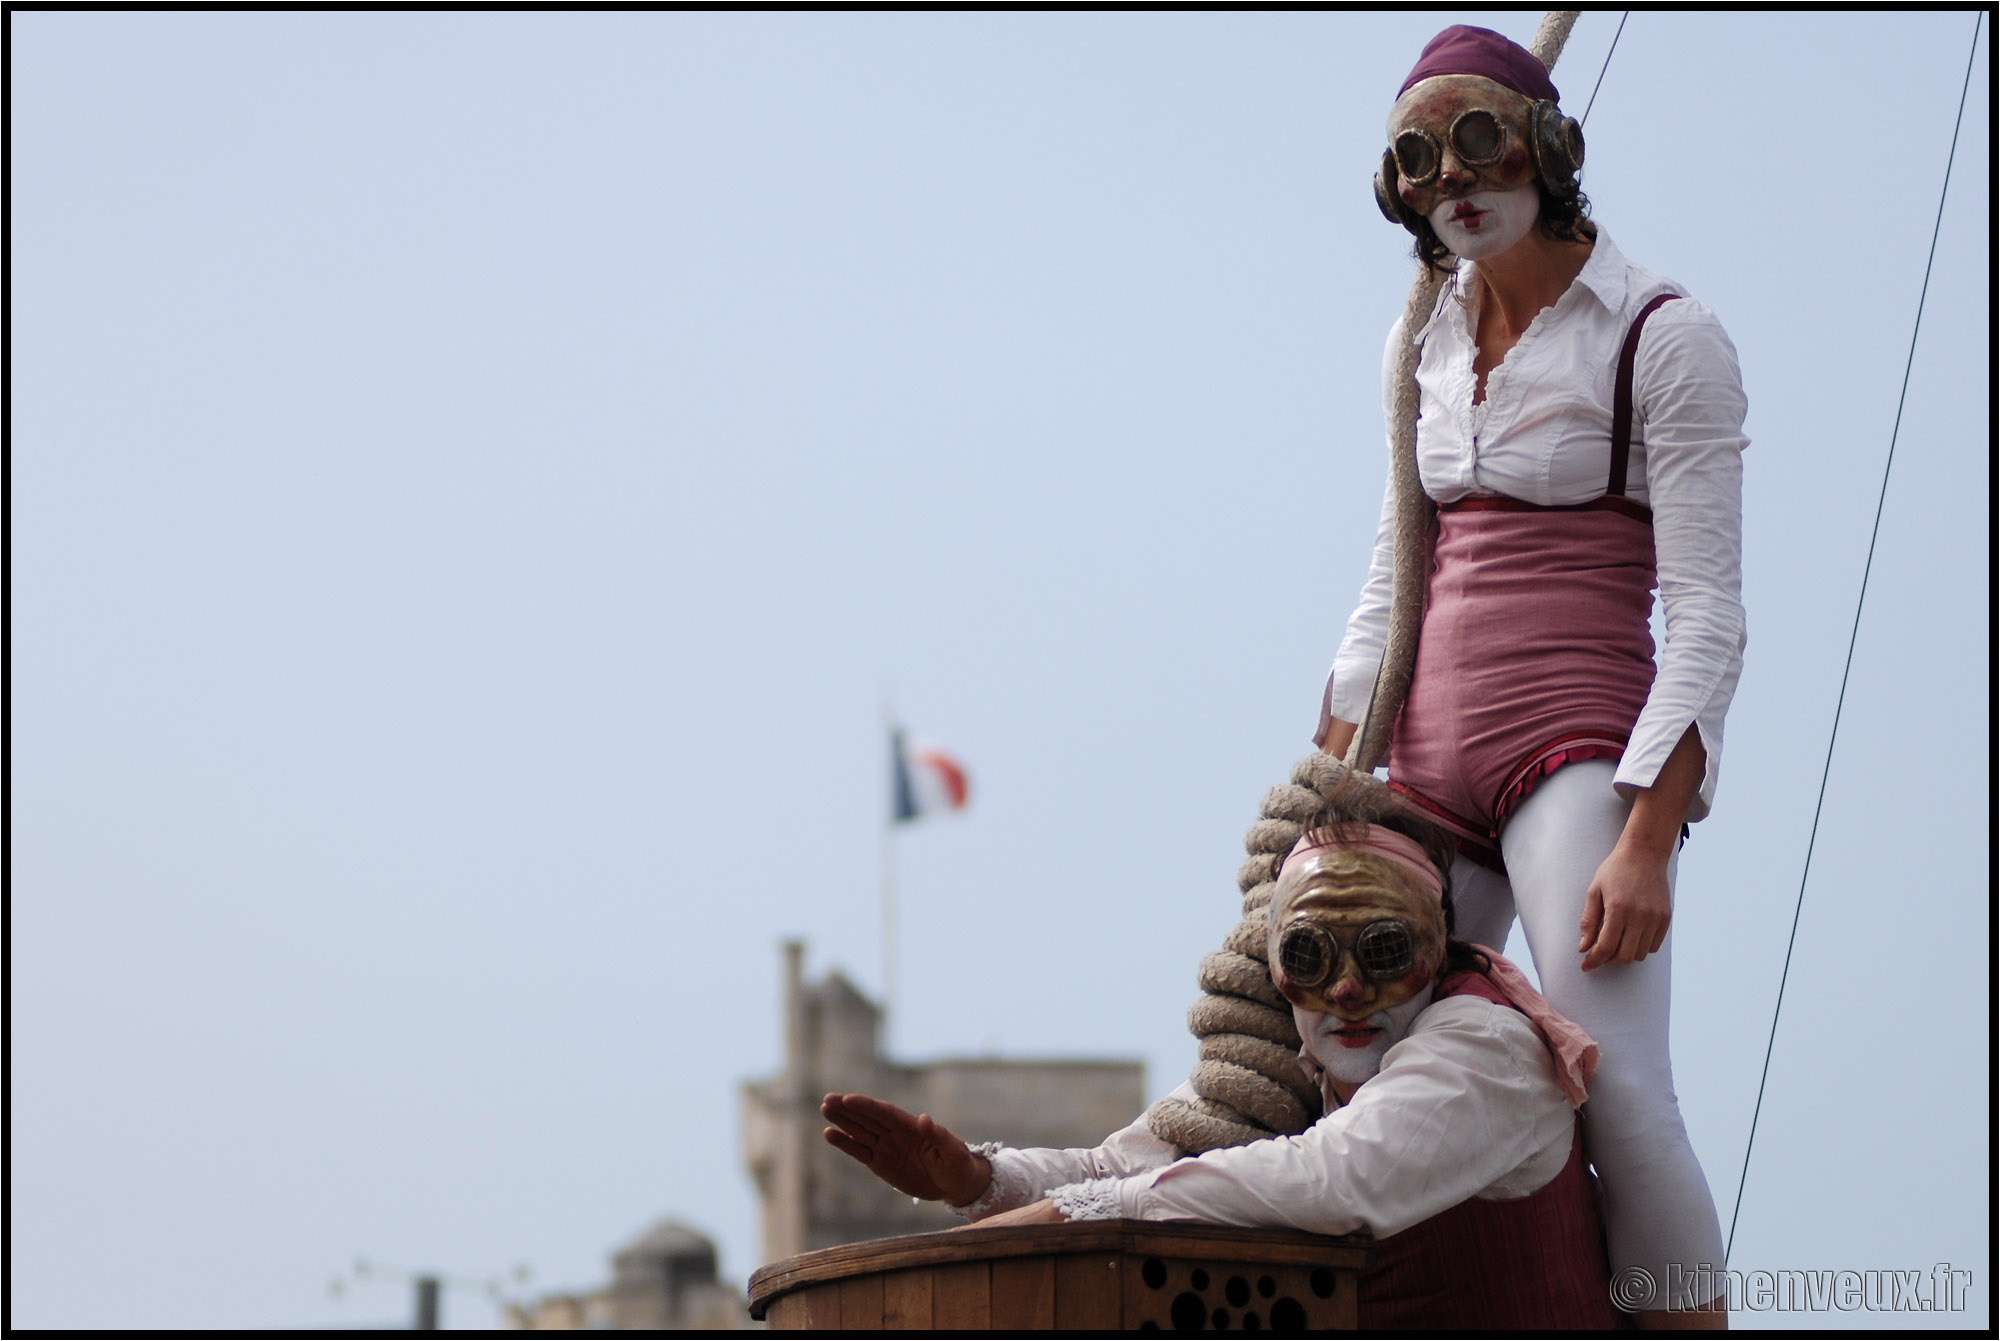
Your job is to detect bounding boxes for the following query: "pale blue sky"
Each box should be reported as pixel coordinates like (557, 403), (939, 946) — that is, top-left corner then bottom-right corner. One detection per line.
(12, 10), (1990, 1330)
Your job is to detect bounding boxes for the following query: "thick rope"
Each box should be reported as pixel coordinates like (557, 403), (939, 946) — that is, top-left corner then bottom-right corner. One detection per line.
(1345, 269), (1446, 773)
(1146, 753), (1349, 1152)
(1153, 11), (1585, 1156)
(1528, 10), (1581, 68)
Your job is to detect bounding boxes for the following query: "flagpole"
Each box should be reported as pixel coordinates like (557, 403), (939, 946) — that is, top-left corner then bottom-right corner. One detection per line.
(882, 814), (897, 1052)
(883, 706), (899, 1053)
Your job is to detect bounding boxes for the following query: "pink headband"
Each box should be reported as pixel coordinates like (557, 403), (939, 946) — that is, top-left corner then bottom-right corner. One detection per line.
(1280, 825), (1444, 902)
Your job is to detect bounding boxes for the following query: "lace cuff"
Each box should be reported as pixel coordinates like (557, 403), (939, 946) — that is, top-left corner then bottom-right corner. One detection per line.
(1048, 1178), (1124, 1222)
(948, 1143), (1032, 1221)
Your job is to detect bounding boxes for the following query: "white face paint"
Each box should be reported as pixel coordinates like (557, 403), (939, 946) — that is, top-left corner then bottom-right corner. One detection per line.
(1427, 184), (1540, 261)
(1296, 984), (1435, 1088)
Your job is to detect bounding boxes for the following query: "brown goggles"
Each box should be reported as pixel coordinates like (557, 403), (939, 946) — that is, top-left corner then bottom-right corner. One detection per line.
(1391, 109), (1508, 187)
(1277, 920), (1419, 990)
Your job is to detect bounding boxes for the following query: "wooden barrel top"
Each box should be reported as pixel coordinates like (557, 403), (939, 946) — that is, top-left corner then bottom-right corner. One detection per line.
(748, 1220), (1372, 1320)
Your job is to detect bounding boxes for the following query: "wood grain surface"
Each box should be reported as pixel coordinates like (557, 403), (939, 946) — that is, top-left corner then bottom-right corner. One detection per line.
(747, 1220), (1373, 1326)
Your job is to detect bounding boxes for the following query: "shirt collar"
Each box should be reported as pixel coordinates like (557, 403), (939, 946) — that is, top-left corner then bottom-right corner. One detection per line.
(1569, 225), (1630, 314)
(1413, 223), (1632, 341)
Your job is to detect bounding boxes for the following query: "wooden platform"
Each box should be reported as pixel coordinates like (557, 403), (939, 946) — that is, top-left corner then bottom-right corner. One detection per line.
(749, 1219), (1372, 1331)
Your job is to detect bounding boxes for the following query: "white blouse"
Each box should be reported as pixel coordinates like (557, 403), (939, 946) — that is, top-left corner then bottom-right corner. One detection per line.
(1317, 229), (1749, 820)
(965, 994), (1576, 1237)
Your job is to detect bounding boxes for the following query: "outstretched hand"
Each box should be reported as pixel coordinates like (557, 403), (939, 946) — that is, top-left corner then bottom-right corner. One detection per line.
(821, 1093), (992, 1206)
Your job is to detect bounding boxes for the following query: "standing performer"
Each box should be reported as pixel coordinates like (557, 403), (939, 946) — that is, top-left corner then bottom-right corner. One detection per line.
(1316, 24), (1746, 1327)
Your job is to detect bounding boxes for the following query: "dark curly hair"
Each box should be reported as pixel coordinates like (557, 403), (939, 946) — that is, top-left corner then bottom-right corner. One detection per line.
(1412, 179), (1596, 273)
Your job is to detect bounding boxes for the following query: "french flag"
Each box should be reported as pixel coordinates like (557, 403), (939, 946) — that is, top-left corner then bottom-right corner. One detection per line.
(892, 729), (970, 822)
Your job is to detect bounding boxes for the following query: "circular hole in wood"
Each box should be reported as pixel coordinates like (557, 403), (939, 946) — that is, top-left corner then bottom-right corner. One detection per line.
(1191, 1268), (1211, 1291)
(1226, 1276), (1251, 1307)
(1270, 1297), (1307, 1329)
(1309, 1267), (1336, 1299)
(1242, 1312), (1262, 1331)
(1171, 1292), (1207, 1331)
(1142, 1258), (1168, 1291)
(1257, 1275), (1276, 1298)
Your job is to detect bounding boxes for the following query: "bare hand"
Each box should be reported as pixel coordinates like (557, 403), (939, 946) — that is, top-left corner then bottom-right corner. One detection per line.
(821, 1092), (991, 1206)
(1578, 843), (1673, 971)
(1318, 718), (1358, 760)
(1579, 724), (1701, 972)
(952, 1198), (1067, 1230)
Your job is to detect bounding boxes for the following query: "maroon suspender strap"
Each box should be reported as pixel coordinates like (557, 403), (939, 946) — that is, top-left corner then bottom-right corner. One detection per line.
(1608, 293), (1681, 497)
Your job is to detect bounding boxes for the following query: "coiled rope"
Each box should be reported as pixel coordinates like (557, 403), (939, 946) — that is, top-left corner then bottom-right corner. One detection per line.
(1145, 752), (1343, 1151)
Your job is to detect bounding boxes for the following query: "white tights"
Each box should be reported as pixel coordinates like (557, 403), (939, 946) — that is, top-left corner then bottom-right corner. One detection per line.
(1451, 760), (1725, 1312)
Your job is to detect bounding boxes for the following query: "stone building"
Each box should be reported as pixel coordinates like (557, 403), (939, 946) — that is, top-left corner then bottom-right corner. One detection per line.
(506, 1219), (755, 1331)
(508, 939), (1143, 1329)
(740, 940), (1146, 1266)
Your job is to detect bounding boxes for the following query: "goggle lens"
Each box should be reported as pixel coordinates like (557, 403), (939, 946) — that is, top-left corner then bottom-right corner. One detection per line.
(1277, 921), (1420, 990)
(1278, 924), (1334, 986)
(1356, 921), (1416, 980)
(1393, 129), (1439, 186)
(1449, 109), (1505, 165)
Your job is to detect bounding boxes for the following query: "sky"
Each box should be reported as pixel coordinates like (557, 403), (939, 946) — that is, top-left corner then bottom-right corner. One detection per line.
(11, 10), (1991, 1332)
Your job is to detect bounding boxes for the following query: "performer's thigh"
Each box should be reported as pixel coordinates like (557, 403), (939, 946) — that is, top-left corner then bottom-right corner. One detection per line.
(1447, 854), (1516, 952)
(1494, 760), (1663, 1014)
(1498, 760), (1723, 1305)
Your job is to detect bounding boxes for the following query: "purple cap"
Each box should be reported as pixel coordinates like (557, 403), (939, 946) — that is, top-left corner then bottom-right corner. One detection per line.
(1397, 24), (1559, 104)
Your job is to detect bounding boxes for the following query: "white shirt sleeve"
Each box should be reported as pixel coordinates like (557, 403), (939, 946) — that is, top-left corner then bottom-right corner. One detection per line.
(1317, 320), (1406, 743)
(1099, 998), (1574, 1238)
(1611, 300), (1750, 819)
(958, 1092), (1187, 1218)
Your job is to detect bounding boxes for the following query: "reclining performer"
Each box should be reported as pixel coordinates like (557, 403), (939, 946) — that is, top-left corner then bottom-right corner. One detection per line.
(824, 776), (1622, 1331)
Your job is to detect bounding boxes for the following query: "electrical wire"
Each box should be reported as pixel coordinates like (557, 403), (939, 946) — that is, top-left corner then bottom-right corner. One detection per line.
(1579, 12), (1628, 126)
(1723, 10), (1985, 1267)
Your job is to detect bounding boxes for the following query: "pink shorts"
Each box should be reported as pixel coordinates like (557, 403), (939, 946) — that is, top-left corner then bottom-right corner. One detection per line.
(1388, 495), (1657, 867)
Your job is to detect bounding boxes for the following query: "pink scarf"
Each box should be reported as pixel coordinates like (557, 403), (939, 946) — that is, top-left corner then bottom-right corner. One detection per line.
(1470, 944), (1599, 1108)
